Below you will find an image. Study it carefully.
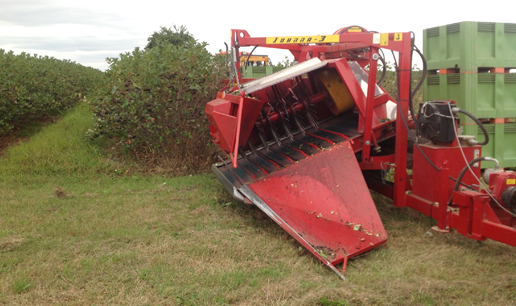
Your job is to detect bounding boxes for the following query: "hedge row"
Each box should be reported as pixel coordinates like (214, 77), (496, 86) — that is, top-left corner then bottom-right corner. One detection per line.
(0, 50), (103, 134)
(89, 43), (227, 173)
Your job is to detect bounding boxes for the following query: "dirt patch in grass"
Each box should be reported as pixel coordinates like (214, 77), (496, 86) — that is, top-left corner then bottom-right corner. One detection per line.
(0, 235), (24, 251)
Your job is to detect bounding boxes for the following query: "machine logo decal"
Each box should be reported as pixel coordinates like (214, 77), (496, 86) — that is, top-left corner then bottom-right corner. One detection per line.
(266, 35), (339, 44)
(395, 33), (403, 41)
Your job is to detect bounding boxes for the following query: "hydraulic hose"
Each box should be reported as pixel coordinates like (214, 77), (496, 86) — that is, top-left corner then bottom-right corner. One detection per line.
(410, 45), (427, 99)
(409, 33), (428, 138)
(392, 50), (441, 172)
(242, 45), (259, 77)
(453, 108), (489, 146)
(447, 156), (498, 206)
(408, 35), (420, 139)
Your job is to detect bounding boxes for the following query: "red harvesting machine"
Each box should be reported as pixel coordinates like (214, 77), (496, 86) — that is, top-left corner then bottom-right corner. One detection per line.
(205, 26), (516, 279)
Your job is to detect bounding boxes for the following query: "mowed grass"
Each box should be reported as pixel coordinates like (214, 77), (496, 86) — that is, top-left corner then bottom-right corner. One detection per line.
(1, 104), (516, 305)
(0, 103), (111, 179)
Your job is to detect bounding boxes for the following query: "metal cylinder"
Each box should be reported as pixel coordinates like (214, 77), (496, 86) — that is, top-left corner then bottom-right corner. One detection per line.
(313, 69), (355, 115)
(502, 186), (516, 214)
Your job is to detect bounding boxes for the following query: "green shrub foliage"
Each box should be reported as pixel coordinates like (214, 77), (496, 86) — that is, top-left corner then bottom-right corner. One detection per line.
(90, 43), (226, 173)
(145, 25), (195, 50)
(0, 50), (102, 134)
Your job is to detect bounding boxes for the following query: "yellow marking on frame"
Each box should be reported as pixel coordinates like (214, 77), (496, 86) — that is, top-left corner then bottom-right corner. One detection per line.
(347, 27), (363, 32)
(394, 33), (403, 41)
(266, 35), (339, 44)
(507, 179), (516, 185)
(380, 33), (389, 46)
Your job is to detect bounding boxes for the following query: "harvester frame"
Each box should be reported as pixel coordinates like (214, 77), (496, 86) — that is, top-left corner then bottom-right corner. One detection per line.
(205, 26), (516, 278)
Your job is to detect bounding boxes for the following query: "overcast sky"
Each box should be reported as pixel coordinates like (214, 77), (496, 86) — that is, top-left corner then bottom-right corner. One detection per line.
(1, 0), (514, 71)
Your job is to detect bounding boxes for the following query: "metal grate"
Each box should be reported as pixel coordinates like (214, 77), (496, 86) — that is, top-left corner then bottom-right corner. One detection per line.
(505, 23), (516, 33)
(447, 74), (460, 84)
(478, 22), (495, 32)
(427, 27), (439, 37)
(446, 23), (460, 34)
(478, 74), (495, 83)
(427, 75), (439, 85)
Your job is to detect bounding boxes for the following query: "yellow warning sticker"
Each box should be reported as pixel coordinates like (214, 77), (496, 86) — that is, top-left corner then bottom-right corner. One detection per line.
(347, 27), (363, 32)
(394, 33), (403, 41)
(266, 35), (339, 44)
(507, 179), (516, 185)
(380, 33), (389, 46)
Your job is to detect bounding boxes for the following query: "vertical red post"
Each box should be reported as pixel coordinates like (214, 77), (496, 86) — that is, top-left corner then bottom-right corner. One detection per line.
(362, 47), (379, 162)
(393, 34), (412, 207)
(231, 91), (245, 168)
(437, 166), (450, 229)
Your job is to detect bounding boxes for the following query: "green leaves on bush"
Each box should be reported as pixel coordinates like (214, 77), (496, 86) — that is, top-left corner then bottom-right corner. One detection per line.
(145, 25), (195, 50)
(90, 42), (227, 173)
(0, 50), (103, 134)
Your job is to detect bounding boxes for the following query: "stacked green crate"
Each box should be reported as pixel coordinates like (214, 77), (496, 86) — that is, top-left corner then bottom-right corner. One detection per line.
(424, 22), (516, 71)
(423, 22), (516, 167)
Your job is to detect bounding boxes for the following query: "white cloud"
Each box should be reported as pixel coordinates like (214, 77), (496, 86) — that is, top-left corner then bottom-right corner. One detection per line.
(1, 0), (514, 71)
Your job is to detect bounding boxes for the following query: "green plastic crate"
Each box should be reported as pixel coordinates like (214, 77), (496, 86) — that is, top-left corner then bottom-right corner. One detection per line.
(424, 72), (516, 119)
(424, 21), (516, 71)
(424, 21), (516, 168)
(462, 123), (516, 168)
(241, 66), (271, 78)
(241, 66), (285, 78)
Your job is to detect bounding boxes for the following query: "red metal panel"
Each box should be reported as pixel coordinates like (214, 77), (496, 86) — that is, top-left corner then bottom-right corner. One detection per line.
(412, 143), (481, 204)
(248, 142), (387, 264)
(205, 98), (236, 152)
(205, 94), (266, 155)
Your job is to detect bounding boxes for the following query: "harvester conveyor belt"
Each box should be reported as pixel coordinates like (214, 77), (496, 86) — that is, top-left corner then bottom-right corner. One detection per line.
(213, 113), (365, 192)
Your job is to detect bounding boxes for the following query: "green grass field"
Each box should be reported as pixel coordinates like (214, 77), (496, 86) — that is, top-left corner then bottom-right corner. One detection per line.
(1, 103), (516, 305)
